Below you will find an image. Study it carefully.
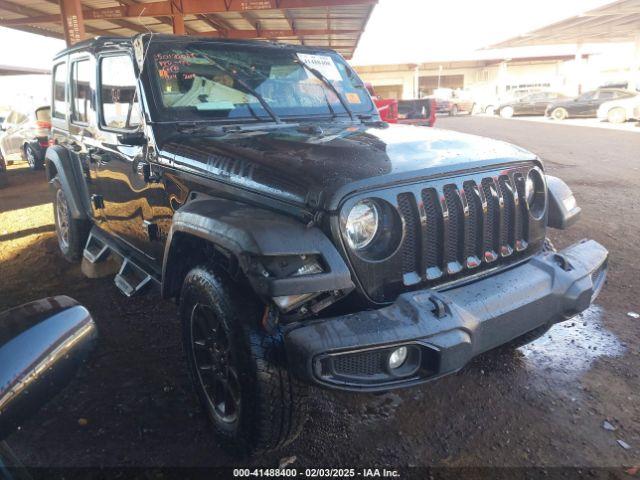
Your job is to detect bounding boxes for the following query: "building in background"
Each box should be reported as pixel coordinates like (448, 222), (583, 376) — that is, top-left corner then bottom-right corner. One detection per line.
(354, 47), (638, 103)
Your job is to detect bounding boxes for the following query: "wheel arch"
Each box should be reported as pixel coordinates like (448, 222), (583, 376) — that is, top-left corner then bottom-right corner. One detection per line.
(45, 145), (90, 220)
(161, 197), (354, 301)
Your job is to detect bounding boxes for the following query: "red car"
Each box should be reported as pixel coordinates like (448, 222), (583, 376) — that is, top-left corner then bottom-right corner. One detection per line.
(366, 83), (435, 126)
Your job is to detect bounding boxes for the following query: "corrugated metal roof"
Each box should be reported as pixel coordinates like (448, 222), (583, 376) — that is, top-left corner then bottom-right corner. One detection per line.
(0, 0), (377, 59)
(490, 0), (640, 48)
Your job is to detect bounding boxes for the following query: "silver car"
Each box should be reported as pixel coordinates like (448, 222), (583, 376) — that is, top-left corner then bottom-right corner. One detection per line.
(0, 106), (51, 170)
(596, 93), (640, 123)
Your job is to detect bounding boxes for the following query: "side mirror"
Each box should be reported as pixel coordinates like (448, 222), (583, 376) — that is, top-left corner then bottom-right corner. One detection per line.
(117, 131), (147, 146)
(0, 296), (97, 440)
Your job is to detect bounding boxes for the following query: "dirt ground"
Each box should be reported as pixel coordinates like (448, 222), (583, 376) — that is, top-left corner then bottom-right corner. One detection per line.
(1, 117), (639, 472)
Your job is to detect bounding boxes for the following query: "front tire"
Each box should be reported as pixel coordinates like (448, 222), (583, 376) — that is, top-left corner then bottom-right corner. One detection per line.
(180, 265), (308, 454)
(607, 107), (627, 124)
(52, 177), (89, 262)
(551, 107), (568, 120)
(500, 106), (514, 118)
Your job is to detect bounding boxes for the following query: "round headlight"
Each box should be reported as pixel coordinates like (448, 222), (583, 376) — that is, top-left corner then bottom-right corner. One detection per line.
(525, 168), (546, 218)
(345, 199), (379, 250)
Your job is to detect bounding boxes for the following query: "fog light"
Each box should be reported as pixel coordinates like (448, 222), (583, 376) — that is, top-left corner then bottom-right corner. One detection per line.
(388, 346), (408, 370)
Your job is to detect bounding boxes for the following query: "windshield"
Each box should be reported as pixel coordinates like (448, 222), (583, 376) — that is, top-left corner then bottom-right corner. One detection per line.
(147, 41), (374, 122)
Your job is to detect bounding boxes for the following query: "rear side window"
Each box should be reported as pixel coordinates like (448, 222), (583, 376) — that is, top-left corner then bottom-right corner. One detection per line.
(598, 91), (615, 101)
(99, 55), (140, 130)
(71, 59), (92, 124)
(53, 63), (67, 119)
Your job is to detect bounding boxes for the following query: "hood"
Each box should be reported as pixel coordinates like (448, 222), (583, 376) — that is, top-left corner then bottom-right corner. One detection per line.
(158, 122), (537, 211)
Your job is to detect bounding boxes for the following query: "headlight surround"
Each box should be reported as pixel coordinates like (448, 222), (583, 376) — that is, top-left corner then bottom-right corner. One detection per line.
(345, 199), (380, 250)
(525, 167), (546, 219)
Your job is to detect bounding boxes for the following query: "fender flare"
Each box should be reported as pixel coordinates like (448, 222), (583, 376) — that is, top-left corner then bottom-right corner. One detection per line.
(161, 197), (354, 299)
(546, 175), (581, 229)
(45, 145), (90, 220)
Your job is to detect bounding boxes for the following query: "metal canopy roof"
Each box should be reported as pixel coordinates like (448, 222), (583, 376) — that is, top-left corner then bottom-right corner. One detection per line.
(0, 0), (377, 59)
(490, 0), (640, 48)
(0, 64), (51, 75)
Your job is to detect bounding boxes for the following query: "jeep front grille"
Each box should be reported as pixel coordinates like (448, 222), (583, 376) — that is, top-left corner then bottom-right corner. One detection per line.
(339, 164), (546, 303)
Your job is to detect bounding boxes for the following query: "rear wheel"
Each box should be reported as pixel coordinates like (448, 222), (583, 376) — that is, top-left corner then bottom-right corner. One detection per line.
(52, 177), (89, 262)
(607, 107), (627, 124)
(24, 143), (43, 170)
(551, 107), (568, 120)
(180, 264), (308, 454)
(485, 105), (496, 115)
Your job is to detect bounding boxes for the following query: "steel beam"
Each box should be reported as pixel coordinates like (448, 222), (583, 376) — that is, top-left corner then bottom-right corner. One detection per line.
(197, 28), (358, 39)
(0, 0), (376, 23)
(58, 0), (86, 45)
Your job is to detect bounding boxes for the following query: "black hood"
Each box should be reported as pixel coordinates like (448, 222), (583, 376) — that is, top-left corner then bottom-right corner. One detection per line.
(157, 122), (537, 211)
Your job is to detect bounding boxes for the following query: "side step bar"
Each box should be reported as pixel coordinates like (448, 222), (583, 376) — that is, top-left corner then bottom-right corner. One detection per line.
(83, 232), (111, 264)
(114, 259), (153, 297)
(82, 228), (160, 297)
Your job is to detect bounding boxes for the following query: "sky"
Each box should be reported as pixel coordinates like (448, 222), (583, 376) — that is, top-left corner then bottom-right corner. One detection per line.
(350, 0), (617, 65)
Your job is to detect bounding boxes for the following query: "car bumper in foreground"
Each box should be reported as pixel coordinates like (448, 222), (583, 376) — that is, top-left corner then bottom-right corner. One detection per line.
(284, 239), (608, 392)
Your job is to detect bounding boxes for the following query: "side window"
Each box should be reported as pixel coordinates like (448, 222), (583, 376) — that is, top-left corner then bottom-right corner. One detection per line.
(53, 63), (67, 119)
(71, 59), (92, 124)
(99, 55), (141, 130)
(598, 91), (614, 101)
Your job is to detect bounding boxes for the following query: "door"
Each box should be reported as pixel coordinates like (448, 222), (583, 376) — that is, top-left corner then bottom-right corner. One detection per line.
(531, 93), (555, 115)
(514, 94), (536, 115)
(572, 91), (597, 116)
(94, 53), (166, 261)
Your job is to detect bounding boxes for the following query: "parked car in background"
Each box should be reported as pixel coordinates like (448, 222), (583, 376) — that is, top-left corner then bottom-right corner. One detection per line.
(497, 91), (570, 118)
(545, 89), (636, 120)
(432, 88), (474, 116)
(434, 97), (474, 116)
(596, 93), (640, 123)
(0, 106), (51, 170)
(0, 155), (6, 188)
(365, 83), (399, 123)
(397, 98), (436, 126)
(474, 88), (545, 115)
(365, 84), (435, 126)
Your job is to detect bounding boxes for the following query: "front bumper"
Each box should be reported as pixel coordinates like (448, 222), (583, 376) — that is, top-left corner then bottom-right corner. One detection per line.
(284, 240), (608, 392)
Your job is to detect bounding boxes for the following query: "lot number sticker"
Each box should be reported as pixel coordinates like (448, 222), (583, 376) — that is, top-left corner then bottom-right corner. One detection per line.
(297, 53), (342, 81)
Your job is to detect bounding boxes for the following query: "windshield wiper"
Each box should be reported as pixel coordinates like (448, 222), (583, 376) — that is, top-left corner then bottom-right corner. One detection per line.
(296, 61), (355, 122)
(191, 49), (282, 124)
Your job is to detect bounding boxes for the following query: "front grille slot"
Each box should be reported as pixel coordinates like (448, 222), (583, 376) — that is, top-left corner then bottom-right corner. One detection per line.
(498, 175), (516, 256)
(397, 192), (421, 285)
(420, 188), (443, 280)
(443, 184), (464, 274)
(463, 181), (483, 268)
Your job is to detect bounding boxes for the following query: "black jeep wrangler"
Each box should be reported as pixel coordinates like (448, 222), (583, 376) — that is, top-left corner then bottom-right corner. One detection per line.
(46, 34), (608, 453)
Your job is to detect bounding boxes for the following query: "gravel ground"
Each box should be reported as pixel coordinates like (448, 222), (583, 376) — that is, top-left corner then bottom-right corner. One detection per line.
(0, 117), (639, 472)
